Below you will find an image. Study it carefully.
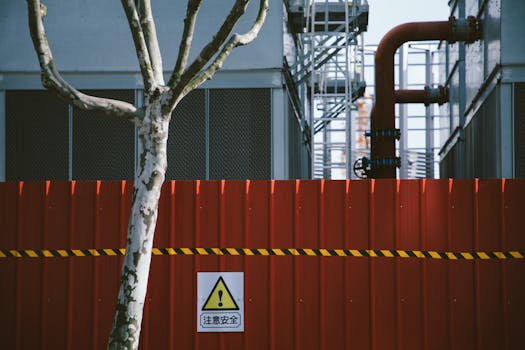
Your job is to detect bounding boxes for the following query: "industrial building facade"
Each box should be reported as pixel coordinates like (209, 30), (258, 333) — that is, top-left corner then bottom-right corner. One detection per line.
(438, 0), (525, 178)
(1, 0), (524, 181)
(0, 0), (310, 181)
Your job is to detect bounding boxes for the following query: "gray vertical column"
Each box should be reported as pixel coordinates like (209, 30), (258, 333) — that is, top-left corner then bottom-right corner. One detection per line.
(457, 0), (467, 178)
(500, 83), (514, 178)
(398, 44), (408, 178)
(0, 90), (5, 181)
(272, 88), (289, 179)
(425, 49), (435, 178)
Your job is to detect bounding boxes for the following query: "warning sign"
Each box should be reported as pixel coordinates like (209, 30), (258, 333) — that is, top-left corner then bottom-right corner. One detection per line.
(202, 276), (240, 311)
(197, 272), (244, 332)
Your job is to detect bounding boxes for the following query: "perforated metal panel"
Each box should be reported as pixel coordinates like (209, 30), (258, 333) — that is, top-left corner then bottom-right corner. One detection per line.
(440, 144), (457, 178)
(6, 90), (69, 181)
(72, 90), (135, 180)
(515, 83), (525, 178)
(209, 89), (271, 179)
(166, 89), (206, 179)
(465, 88), (498, 178)
(288, 99), (303, 179)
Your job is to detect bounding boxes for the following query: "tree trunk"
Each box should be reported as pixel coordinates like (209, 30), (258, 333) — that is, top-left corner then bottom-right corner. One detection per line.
(108, 93), (170, 349)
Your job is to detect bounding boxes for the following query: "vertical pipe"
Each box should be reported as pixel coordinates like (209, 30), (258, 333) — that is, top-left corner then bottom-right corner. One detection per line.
(372, 20), (453, 178)
(371, 16), (480, 178)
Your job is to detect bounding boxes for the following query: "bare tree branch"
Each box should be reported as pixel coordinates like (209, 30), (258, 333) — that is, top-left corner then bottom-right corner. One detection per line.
(136, 0), (164, 85)
(165, 0), (252, 109)
(183, 0), (269, 95)
(167, 0), (203, 88)
(27, 0), (140, 121)
(121, 0), (156, 91)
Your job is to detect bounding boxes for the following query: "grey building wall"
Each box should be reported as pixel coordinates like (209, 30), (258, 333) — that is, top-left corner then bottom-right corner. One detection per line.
(439, 0), (525, 178)
(0, 0), (283, 73)
(0, 0), (310, 180)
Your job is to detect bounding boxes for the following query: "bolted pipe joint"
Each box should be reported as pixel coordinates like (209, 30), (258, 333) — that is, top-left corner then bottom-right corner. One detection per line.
(424, 85), (448, 106)
(449, 16), (482, 44)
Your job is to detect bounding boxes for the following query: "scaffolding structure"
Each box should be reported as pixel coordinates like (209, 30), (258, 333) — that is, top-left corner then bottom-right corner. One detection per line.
(287, 0), (369, 179)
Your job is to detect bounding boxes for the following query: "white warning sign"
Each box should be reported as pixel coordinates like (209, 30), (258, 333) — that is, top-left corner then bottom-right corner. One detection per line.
(197, 272), (244, 332)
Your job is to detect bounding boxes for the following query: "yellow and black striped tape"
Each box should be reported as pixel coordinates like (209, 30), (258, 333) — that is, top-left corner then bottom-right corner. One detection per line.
(0, 248), (524, 260)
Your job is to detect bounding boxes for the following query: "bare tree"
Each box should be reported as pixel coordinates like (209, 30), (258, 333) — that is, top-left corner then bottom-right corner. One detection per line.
(26, 0), (268, 348)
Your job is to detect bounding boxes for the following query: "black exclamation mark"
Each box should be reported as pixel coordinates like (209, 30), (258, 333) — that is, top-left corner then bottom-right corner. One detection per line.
(218, 290), (223, 307)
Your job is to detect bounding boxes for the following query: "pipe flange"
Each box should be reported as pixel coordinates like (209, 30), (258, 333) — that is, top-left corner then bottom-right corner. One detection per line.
(365, 128), (401, 140)
(371, 157), (401, 169)
(424, 85), (449, 106)
(449, 16), (481, 44)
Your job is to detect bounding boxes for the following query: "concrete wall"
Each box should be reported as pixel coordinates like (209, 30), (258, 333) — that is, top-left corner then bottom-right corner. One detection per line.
(0, 0), (283, 74)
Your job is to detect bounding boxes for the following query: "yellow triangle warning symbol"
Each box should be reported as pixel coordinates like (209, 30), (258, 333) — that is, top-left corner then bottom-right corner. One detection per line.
(202, 276), (239, 311)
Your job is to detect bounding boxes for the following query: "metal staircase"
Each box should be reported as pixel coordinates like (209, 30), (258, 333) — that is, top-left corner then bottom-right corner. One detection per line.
(287, 0), (369, 179)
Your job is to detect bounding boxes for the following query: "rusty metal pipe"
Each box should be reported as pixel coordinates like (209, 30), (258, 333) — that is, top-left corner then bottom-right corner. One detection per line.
(370, 16), (480, 178)
(394, 86), (448, 105)
(394, 89), (427, 104)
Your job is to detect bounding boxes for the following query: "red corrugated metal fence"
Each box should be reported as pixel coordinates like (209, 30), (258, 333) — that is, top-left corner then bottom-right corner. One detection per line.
(0, 179), (524, 349)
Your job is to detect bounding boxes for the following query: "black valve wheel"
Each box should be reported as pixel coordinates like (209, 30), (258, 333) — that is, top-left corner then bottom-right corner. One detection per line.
(353, 157), (370, 179)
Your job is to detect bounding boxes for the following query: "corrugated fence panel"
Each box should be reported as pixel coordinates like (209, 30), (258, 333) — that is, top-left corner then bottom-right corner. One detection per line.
(504, 180), (525, 346)
(1, 179), (525, 350)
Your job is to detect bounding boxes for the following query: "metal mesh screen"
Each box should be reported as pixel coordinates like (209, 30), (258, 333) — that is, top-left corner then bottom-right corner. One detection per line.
(209, 89), (271, 179)
(439, 146), (456, 178)
(72, 90), (135, 180)
(166, 89), (206, 179)
(6, 90), (69, 181)
(515, 83), (525, 178)
(288, 98), (303, 179)
(465, 88), (497, 178)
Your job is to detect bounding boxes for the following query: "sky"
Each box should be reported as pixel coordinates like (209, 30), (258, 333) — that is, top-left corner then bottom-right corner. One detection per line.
(365, 0), (450, 44)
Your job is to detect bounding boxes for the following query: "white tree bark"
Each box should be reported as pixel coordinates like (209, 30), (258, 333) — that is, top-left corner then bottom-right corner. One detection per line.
(26, 0), (268, 349)
(108, 90), (170, 349)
